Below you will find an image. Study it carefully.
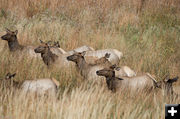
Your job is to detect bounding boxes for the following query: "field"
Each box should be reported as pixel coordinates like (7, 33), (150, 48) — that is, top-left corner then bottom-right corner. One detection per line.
(0, 0), (180, 119)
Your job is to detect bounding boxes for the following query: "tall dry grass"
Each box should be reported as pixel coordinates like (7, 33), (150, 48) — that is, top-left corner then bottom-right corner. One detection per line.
(0, 0), (180, 119)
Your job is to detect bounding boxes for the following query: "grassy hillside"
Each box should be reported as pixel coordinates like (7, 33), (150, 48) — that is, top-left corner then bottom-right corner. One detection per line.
(0, 0), (180, 119)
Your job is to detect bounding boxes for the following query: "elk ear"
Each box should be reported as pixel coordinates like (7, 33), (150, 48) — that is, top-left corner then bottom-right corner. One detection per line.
(46, 41), (53, 47)
(14, 30), (18, 35)
(115, 77), (123, 80)
(5, 28), (11, 33)
(11, 73), (16, 78)
(165, 77), (179, 83)
(115, 67), (120, 71)
(5, 73), (11, 79)
(56, 41), (60, 48)
(46, 43), (50, 48)
(81, 51), (86, 56)
(110, 64), (116, 70)
(39, 39), (44, 44)
(105, 53), (110, 58)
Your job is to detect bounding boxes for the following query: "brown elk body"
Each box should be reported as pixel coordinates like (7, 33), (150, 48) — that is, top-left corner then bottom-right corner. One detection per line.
(67, 52), (105, 82)
(1, 29), (41, 58)
(96, 66), (153, 92)
(0, 73), (59, 96)
(96, 66), (179, 96)
(34, 42), (74, 68)
(93, 53), (136, 77)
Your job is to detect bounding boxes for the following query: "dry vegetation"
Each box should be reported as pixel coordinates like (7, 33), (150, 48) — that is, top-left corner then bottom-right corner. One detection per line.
(0, 0), (180, 119)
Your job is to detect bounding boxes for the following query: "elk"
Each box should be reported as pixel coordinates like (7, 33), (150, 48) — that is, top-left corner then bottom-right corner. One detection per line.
(0, 73), (59, 96)
(1, 28), (41, 58)
(96, 65), (157, 92)
(21, 78), (59, 96)
(84, 49), (123, 65)
(45, 40), (67, 54)
(47, 40), (95, 55)
(67, 51), (105, 82)
(46, 40), (122, 65)
(96, 66), (123, 92)
(155, 76), (179, 96)
(96, 66), (179, 96)
(93, 53), (111, 66)
(93, 53), (136, 77)
(34, 41), (75, 68)
(67, 52), (132, 81)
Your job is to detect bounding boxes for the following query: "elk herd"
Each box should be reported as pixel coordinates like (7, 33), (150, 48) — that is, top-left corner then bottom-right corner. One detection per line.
(0, 28), (179, 98)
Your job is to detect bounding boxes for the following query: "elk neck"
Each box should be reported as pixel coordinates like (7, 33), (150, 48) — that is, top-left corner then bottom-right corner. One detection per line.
(41, 48), (58, 66)
(8, 37), (24, 51)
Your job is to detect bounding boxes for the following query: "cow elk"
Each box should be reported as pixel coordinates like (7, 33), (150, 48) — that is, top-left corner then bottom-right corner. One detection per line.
(96, 65), (157, 93)
(67, 51), (105, 82)
(0, 73), (59, 96)
(96, 66), (179, 96)
(34, 41), (74, 69)
(93, 54), (136, 77)
(1, 28), (41, 58)
(84, 49), (123, 65)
